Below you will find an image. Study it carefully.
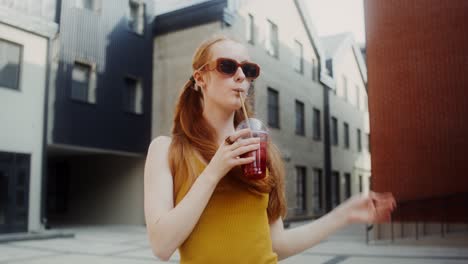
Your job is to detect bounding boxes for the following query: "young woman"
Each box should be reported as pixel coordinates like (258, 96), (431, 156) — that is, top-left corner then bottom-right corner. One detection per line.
(144, 35), (396, 263)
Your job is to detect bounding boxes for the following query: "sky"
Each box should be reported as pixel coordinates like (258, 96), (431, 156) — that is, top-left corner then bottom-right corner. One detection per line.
(305, 0), (366, 44)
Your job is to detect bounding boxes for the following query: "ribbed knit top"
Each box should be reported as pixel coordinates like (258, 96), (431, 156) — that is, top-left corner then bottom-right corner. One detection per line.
(174, 154), (278, 264)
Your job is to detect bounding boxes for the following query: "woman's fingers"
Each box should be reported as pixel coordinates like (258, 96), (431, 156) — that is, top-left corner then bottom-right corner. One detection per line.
(231, 143), (260, 157)
(235, 156), (256, 165)
(228, 137), (260, 151)
(227, 128), (253, 143)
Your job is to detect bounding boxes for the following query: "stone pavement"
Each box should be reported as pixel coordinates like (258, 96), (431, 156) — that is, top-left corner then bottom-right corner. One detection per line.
(1, 224), (467, 263)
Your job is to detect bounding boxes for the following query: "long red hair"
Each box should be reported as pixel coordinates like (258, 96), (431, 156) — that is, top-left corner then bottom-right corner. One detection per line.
(168, 36), (287, 222)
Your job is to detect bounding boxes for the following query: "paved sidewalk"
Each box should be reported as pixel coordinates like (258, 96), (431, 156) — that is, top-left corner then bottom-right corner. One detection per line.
(0, 224), (467, 263)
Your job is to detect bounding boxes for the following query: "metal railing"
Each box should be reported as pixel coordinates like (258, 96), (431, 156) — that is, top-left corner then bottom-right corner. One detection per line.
(366, 192), (468, 244)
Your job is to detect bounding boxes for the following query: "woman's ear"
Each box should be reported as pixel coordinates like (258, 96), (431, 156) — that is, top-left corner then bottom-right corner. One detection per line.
(193, 71), (206, 90)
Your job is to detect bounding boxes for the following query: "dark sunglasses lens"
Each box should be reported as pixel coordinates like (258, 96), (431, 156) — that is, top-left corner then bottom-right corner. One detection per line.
(218, 59), (238, 75)
(242, 63), (259, 78)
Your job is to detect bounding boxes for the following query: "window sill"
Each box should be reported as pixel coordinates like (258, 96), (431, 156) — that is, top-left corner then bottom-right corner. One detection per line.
(126, 28), (145, 38)
(70, 97), (96, 105)
(124, 110), (144, 116)
(0, 85), (20, 92)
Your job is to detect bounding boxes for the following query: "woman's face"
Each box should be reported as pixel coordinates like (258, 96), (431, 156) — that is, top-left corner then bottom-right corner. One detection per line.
(198, 40), (255, 112)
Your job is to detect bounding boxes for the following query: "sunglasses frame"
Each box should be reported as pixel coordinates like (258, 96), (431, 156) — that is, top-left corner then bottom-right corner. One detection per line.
(199, 57), (260, 79)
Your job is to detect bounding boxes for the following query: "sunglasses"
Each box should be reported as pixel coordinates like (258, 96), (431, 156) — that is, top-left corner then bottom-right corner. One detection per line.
(200, 57), (260, 79)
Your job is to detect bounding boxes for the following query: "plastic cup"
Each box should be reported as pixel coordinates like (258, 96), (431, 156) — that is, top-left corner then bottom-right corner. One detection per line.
(236, 118), (268, 180)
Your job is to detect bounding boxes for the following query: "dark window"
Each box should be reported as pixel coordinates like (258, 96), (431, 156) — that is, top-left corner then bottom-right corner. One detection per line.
(357, 128), (362, 152)
(247, 14), (254, 44)
(312, 58), (318, 81)
(267, 88), (280, 128)
(76, 0), (101, 12)
(359, 174), (363, 193)
(332, 171), (340, 207)
(313, 108), (321, 140)
(331, 117), (338, 146)
(313, 168), (323, 213)
(0, 151), (30, 232)
(293, 40), (303, 73)
(295, 100), (305, 136)
(295, 166), (307, 213)
(344, 173), (351, 199)
(344, 122), (350, 149)
(266, 20), (278, 58)
(0, 39), (21, 90)
(128, 0), (145, 34)
(71, 61), (94, 103)
(123, 76), (143, 114)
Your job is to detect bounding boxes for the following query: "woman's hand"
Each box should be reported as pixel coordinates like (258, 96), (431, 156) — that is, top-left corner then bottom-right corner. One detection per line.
(205, 128), (260, 182)
(335, 191), (397, 225)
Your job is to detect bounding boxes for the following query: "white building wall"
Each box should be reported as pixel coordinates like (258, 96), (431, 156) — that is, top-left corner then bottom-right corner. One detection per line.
(0, 22), (48, 232)
(329, 43), (371, 202)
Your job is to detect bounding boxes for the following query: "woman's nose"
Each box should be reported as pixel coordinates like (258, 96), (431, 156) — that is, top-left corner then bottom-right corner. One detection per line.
(234, 66), (246, 82)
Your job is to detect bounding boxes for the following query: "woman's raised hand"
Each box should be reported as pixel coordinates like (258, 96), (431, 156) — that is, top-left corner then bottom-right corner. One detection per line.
(336, 191), (397, 225)
(205, 128), (260, 183)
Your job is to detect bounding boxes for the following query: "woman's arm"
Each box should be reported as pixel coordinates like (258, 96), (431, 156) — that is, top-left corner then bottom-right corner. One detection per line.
(144, 131), (260, 261)
(270, 192), (396, 260)
(144, 136), (219, 261)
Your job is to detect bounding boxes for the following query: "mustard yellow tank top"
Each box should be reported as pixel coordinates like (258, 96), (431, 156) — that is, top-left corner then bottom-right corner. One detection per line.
(175, 154), (278, 264)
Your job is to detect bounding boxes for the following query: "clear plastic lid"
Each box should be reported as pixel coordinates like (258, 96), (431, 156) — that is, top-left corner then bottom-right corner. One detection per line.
(236, 118), (268, 132)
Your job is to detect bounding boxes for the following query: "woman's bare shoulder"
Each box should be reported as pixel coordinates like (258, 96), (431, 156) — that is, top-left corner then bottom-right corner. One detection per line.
(148, 136), (172, 155)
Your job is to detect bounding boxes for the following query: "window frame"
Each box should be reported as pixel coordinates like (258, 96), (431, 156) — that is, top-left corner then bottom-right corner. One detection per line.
(267, 87), (280, 129)
(344, 122), (350, 149)
(247, 13), (255, 44)
(295, 100), (305, 136)
(70, 60), (97, 104)
(128, 0), (146, 35)
(331, 116), (339, 146)
(265, 19), (279, 58)
(0, 38), (23, 91)
(293, 40), (303, 74)
(123, 75), (144, 115)
(295, 166), (307, 214)
(312, 107), (321, 141)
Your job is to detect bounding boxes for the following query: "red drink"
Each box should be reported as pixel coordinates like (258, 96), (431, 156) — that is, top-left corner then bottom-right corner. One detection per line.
(241, 131), (268, 179)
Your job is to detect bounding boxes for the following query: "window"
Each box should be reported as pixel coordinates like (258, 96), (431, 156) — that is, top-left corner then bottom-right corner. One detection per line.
(312, 58), (318, 81)
(344, 122), (350, 149)
(295, 100), (305, 136)
(331, 116), (338, 146)
(123, 76), (143, 114)
(355, 84), (360, 109)
(342, 75), (348, 101)
(313, 168), (323, 213)
(357, 128), (362, 152)
(265, 20), (278, 58)
(332, 171), (340, 208)
(71, 61), (96, 103)
(247, 14), (254, 44)
(359, 175), (363, 193)
(128, 0), (145, 34)
(267, 88), (280, 128)
(295, 166), (307, 213)
(76, 0), (101, 12)
(293, 40), (303, 73)
(313, 108), (321, 140)
(0, 39), (21, 90)
(344, 173), (351, 199)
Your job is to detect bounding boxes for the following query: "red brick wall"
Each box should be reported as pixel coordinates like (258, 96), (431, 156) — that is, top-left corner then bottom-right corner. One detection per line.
(364, 0), (468, 221)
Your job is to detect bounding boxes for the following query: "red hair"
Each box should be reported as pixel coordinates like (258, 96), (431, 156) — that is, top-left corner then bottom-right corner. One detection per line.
(168, 36), (287, 222)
